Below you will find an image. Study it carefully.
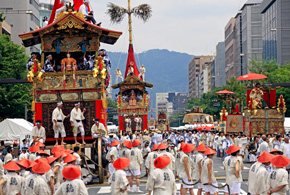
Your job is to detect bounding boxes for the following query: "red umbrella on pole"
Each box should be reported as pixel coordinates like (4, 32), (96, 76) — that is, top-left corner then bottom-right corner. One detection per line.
(216, 89), (235, 94)
(237, 72), (267, 81)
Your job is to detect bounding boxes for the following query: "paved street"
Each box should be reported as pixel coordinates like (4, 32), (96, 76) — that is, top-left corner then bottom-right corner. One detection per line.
(87, 156), (250, 194)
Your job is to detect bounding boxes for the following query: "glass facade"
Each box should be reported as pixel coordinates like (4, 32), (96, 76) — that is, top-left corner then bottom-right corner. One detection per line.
(262, 1), (277, 61)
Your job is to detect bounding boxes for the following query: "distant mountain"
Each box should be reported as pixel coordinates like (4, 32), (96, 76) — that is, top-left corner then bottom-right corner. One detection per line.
(108, 48), (193, 107)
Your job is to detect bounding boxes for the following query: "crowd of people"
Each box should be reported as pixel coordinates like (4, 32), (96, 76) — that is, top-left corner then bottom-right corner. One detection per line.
(1, 125), (290, 194)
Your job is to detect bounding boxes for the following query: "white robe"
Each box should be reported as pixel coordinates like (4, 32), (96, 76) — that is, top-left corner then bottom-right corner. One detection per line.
(55, 179), (88, 195)
(109, 169), (129, 195)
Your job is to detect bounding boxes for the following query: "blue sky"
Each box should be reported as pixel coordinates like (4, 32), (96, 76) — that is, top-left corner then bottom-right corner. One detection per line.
(41, 0), (248, 55)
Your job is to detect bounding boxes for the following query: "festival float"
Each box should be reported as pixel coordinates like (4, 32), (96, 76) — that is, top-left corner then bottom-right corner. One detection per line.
(109, 0), (153, 132)
(19, 1), (123, 183)
(217, 72), (286, 137)
(154, 111), (169, 131)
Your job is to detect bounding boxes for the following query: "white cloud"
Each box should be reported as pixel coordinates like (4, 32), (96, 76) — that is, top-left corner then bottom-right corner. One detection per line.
(42, 0), (249, 55)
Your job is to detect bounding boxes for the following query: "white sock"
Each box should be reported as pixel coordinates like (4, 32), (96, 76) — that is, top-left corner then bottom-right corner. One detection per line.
(137, 187), (139, 191)
(130, 187), (133, 191)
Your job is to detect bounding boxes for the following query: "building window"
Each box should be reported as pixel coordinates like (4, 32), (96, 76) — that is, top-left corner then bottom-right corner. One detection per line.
(30, 0), (39, 10)
(30, 13), (40, 25)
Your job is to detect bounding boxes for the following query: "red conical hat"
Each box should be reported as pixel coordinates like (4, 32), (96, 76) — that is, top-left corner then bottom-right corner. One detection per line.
(258, 152), (274, 163)
(226, 145), (242, 155)
(270, 148), (283, 155)
(180, 142), (186, 150)
(113, 157), (131, 170)
(154, 156), (170, 169)
(157, 143), (169, 150)
(123, 141), (132, 149)
(111, 140), (121, 147)
(271, 155), (290, 168)
(152, 144), (158, 151)
(204, 148), (217, 156)
(62, 165), (81, 180)
(35, 158), (48, 164)
(54, 152), (63, 159)
(36, 142), (45, 147)
(51, 145), (65, 154)
(17, 159), (36, 169)
(64, 154), (79, 164)
(3, 161), (20, 171)
(32, 161), (51, 174)
(196, 144), (207, 152)
(47, 157), (57, 165)
(132, 139), (141, 147)
(182, 144), (195, 153)
(28, 145), (40, 153)
(37, 150), (49, 156)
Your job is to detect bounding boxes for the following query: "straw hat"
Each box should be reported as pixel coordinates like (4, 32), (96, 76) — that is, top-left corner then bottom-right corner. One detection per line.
(3, 161), (20, 171)
(204, 148), (217, 156)
(196, 144), (207, 152)
(111, 140), (121, 147)
(152, 144), (158, 151)
(182, 144), (195, 153)
(270, 148), (283, 155)
(226, 145), (242, 155)
(16, 159), (36, 169)
(157, 143), (168, 150)
(132, 139), (141, 147)
(123, 141), (132, 149)
(154, 156), (170, 169)
(62, 165), (81, 180)
(35, 142), (45, 147)
(64, 154), (79, 164)
(113, 157), (131, 170)
(258, 152), (274, 163)
(47, 157), (57, 165)
(53, 152), (63, 159)
(271, 155), (290, 168)
(35, 158), (48, 164)
(28, 145), (40, 153)
(51, 145), (65, 154)
(32, 161), (51, 174)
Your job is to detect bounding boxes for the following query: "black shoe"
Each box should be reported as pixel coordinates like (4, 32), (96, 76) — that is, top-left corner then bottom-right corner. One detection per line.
(97, 22), (102, 26)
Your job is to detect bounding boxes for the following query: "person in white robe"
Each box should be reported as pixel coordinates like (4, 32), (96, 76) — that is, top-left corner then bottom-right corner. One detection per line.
(70, 102), (86, 144)
(52, 102), (70, 145)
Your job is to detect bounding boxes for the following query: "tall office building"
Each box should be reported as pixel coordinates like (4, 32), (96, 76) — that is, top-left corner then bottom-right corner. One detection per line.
(188, 56), (213, 98)
(215, 42), (226, 87)
(261, 0), (290, 65)
(225, 18), (237, 80)
(39, 1), (53, 27)
(238, 0), (263, 76)
(0, 0), (40, 53)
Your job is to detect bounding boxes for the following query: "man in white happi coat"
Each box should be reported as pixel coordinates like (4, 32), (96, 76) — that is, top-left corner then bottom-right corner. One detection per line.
(248, 159), (262, 194)
(91, 118), (107, 141)
(70, 102), (86, 144)
(124, 116), (132, 132)
(127, 63), (134, 77)
(32, 120), (46, 144)
(52, 102), (70, 145)
(138, 65), (146, 81)
(55, 0), (74, 19)
(147, 156), (177, 195)
(114, 68), (123, 84)
(145, 144), (159, 176)
(127, 139), (143, 193)
(258, 135), (269, 155)
(134, 115), (142, 131)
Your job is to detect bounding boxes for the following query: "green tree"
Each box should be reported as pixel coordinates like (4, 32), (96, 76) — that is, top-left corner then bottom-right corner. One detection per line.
(0, 34), (31, 120)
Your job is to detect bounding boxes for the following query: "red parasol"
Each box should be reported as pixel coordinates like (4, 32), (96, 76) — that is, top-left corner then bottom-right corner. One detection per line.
(237, 72), (267, 81)
(216, 89), (235, 94)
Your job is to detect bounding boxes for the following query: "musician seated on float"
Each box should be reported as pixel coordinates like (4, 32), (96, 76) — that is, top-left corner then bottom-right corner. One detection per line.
(44, 54), (56, 72)
(79, 0), (101, 26)
(249, 83), (268, 108)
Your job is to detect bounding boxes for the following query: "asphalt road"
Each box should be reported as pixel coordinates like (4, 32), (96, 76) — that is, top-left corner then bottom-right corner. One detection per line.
(86, 156), (250, 194)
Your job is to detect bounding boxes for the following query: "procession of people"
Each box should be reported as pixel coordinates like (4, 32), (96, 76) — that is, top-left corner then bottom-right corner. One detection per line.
(2, 109), (290, 195)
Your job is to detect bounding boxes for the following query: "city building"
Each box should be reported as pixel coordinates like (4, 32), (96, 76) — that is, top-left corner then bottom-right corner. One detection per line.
(234, 12), (243, 77)
(0, 0), (40, 53)
(188, 56), (214, 98)
(238, 0), (263, 76)
(0, 21), (11, 36)
(207, 61), (212, 92)
(199, 64), (209, 97)
(156, 92), (189, 118)
(224, 18), (237, 80)
(261, 0), (290, 65)
(39, 2), (53, 27)
(215, 42), (226, 87)
(210, 58), (216, 91)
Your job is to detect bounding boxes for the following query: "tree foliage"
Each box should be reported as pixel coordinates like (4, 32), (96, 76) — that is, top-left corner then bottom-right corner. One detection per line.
(0, 34), (31, 120)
